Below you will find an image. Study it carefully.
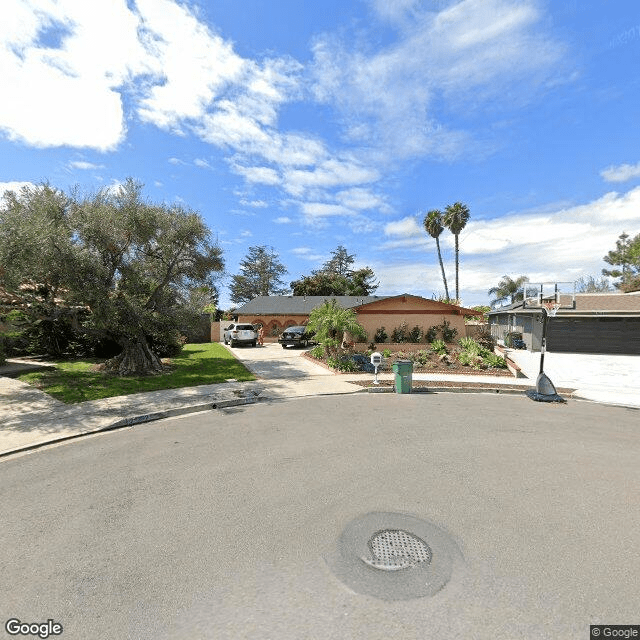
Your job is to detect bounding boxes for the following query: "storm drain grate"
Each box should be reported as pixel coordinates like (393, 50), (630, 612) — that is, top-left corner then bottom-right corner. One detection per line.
(326, 512), (464, 600)
(363, 529), (432, 571)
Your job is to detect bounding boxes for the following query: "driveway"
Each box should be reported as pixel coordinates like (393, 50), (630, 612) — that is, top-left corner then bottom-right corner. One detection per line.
(504, 349), (640, 407)
(1, 394), (638, 639)
(223, 341), (360, 396)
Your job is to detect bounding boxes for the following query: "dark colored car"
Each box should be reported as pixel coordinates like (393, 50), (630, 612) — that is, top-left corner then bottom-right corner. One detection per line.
(278, 326), (316, 348)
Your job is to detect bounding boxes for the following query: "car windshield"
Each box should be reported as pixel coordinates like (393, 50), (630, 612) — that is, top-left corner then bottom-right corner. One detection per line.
(286, 326), (304, 333)
(236, 324), (254, 330)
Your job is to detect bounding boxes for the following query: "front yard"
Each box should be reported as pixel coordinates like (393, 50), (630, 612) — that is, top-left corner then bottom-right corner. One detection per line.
(17, 343), (255, 404)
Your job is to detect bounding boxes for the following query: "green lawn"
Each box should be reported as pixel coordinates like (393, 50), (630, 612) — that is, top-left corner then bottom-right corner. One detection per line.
(18, 343), (255, 404)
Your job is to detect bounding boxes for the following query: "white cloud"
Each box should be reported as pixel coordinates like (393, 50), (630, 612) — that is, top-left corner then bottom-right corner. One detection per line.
(240, 199), (268, 208)
(384, 216), (424, 238)
(283, 159), (379, 197)
(376, 186), (640, 304)
(0, 0), (153, 150)
(232, 165), (281, 186)
(168, 157), (184, 165)
(0, 181), (36, 200)
(193, 158), (211, 169)
(273, 216), (292, 224)
(299, 202), (355, 218)
(311, 0), (565, 159)
(600, 162), (640, 183)
(336, 187), (391, 213)
(68, 160), (104, 170)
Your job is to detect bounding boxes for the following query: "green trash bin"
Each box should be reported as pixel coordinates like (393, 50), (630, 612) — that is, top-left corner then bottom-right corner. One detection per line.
(392, 359), (413, 394)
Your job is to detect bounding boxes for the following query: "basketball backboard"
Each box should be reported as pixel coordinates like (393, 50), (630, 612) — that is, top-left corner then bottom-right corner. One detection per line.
(522, 282), (575, 310)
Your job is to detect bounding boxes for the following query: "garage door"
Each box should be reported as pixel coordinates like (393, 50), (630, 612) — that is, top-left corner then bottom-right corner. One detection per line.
(547, 318), (640, 355)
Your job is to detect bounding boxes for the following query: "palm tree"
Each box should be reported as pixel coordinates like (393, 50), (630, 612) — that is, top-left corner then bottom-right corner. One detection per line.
(306, 299), (367, 357)
(423, 209), (450, 301)
(443, 202), (471, 303)
(488, 275), (529, 308)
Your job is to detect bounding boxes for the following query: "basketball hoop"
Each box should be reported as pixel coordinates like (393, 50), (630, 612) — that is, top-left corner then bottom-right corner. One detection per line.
(543, 302), (561, 317)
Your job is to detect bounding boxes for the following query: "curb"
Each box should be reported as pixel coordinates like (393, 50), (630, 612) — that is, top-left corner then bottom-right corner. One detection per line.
(0, 396), (261, 460)
(365, 386), (528, 396)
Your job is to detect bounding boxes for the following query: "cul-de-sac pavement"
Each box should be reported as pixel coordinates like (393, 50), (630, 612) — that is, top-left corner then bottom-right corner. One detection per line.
(1, 345), (639, 640)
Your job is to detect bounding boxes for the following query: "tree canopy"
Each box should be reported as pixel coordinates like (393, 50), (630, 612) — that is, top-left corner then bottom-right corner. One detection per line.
(229, 245), (288, 304)
(0, 179), (224, 374)
(290, 245), (379, 296)
(488, 275), (529, 308)
(602, 232), (640, 292)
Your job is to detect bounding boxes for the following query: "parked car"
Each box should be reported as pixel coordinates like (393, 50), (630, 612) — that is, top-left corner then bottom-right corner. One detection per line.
(278, 326), (316, 348)
(223, 323), (257, 347)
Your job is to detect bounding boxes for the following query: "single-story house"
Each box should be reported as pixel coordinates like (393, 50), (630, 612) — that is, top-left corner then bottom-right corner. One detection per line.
(488, 291), (640, 354)
(231, 294), (483, 342)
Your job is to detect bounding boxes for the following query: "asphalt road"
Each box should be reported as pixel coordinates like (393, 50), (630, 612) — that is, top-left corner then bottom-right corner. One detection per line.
(1, 394), (639, 640)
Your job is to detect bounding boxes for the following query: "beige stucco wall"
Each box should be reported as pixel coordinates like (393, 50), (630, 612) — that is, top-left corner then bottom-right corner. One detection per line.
(237, 314), (309, 337)
(353, 295), (468, 342)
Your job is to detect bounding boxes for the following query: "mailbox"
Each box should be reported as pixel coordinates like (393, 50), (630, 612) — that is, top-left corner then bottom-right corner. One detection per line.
(370, 352), (383, 366)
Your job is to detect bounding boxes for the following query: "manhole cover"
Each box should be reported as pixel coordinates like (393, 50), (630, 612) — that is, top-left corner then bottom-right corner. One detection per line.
(363, 529), (432, 571)
(326, 512), (463, 600)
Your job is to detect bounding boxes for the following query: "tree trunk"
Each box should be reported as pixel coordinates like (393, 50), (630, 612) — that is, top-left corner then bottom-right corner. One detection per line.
(103, 337), (164, 376)
(436, 237), (450, 301)
(454, 234), (459, 303)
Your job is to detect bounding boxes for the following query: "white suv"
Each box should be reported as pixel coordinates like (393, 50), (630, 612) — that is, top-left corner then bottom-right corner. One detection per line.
(223, 323), (257, 347)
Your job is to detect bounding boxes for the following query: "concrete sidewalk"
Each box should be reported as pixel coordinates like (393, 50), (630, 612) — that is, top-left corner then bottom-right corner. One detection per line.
(2, 345), (638, 458)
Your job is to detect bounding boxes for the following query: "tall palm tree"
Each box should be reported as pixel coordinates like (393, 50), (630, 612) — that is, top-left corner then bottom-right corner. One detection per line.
(443, 202), (471, 303)
(423, 209), (450, 301)
(488, 275), (529, 308)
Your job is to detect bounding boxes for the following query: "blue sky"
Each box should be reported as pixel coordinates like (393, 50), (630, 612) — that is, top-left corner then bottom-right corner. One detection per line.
(1, 0), (639, 309)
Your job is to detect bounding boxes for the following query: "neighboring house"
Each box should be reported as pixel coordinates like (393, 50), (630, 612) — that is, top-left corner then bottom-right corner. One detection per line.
(488, 291), (640, 354)
(232, 294), (483, 342)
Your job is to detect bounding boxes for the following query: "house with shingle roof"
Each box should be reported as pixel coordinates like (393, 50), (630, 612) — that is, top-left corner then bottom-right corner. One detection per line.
(230, 294), (483, 341)
(488, 291), (640, 354)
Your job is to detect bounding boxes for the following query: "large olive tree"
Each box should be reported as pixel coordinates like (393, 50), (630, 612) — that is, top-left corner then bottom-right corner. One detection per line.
(0, 179), (223, 375)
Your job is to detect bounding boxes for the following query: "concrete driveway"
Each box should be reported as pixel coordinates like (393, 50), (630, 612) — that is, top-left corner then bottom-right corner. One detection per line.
(1, 394), (638, 640)
(223, 341), (361, 396)
(505, 349), (640, 407)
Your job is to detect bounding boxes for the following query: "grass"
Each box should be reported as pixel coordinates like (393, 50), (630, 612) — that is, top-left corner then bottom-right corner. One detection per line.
(17, 343), (255, 404)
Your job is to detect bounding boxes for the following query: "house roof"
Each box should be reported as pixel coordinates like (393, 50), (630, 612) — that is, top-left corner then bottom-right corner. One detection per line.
(235, 294), (484, 317)
(488, 291), (640, 317)
(235, 295), (390, 315)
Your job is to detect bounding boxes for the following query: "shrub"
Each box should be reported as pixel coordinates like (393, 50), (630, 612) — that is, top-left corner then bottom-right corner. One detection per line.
(425, 325), (439, 342)
(474, 327), (495, 351)
(440, 319), (458, 343)
(327, 356), (360, 372)
(457, 351), (471, 366)
(408, 325), (422, 343)
(410, 349), (431, 366)
(374, 326), (388, 343)
(483, 353), (507, 369)
(382, 348), (392, 358)
(309, 345), (325, 359)
(0, 333), (5, 366)
(430, 339), (448, 355)
(391, 322), (409, 343)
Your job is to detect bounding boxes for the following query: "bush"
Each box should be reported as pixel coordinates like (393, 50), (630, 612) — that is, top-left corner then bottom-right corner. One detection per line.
(410, 349), (431, 366)
(483, 353), (507, 369)
(0, 333), (6, 365)
(374, 326), (388, 343)
(430, 339), (448, 355)
(391, 322), (409, 343)
(474, 327), (495, 351)
(440, 319), (458, 343)
(327, 356), (360, 372)
(425, 325), (439, 342)
(382, 348), (392, 358)
(408, 325), (422, 343)
(309, 345), (325, 359)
